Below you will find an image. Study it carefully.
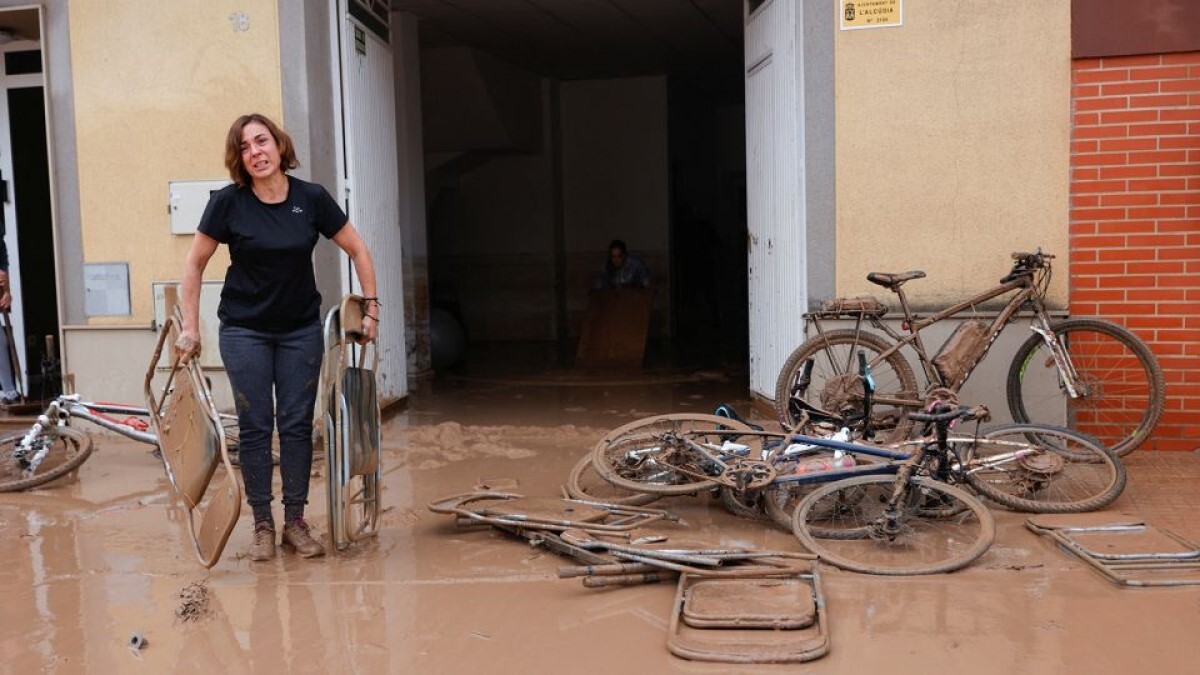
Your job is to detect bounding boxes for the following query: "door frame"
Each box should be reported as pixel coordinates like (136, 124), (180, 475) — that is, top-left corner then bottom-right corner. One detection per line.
(0, 7), (53, 396)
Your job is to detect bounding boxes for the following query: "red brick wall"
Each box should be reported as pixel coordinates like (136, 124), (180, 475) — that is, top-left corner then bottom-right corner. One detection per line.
(1070, 52), (1200, 451)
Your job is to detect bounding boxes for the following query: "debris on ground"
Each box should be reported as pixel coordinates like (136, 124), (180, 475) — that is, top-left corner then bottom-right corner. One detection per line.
(127, 632), (148, 651)
(428, 489), (830, 664)
(175, 580), (212, 623)
(474, 477), (519, 491)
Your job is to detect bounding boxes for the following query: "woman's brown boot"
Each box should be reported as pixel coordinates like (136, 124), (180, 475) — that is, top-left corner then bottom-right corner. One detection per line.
(282, 519), (325, 558)
(249, 521), (276, 561)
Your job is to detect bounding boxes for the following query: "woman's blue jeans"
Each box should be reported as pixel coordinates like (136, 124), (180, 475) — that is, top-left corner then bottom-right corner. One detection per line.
(219, 322), (323, 522)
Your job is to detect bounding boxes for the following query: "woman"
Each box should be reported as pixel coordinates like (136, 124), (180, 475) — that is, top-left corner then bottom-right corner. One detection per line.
(176, 113), (380, 561)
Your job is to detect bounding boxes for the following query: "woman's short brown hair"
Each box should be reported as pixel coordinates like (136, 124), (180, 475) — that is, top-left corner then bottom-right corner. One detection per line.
(223, 113), (300, 187)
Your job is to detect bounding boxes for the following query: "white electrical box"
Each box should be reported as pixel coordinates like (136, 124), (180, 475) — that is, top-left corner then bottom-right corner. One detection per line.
(83, 262), (131, 316)
(168, 180), (231, 234)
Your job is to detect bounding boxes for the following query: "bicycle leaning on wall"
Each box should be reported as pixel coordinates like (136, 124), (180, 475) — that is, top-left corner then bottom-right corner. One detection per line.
(774, 250), (1165, 457)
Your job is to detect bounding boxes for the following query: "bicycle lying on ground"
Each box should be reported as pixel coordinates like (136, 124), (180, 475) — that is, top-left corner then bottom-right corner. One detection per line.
(790, 404), (999, 575)
(0, 393), (239, 493)
(589, 409), (1125, 513)
(588, 402), (1125, 574)
(774, 250), (1164, 456)
(0, 397), (136, 492)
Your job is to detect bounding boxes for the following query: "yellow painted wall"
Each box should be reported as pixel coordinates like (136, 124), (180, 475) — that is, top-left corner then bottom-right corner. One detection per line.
(70, 0), (283, 324)
(835, 0), (1071, 309)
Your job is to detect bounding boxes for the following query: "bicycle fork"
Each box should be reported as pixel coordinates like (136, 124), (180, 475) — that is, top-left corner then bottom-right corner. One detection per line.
(16, 398), (73, 476)
(1030, 323), (1084, 399)
(875, 463), (917, 542)
(17, 419), (53, 477)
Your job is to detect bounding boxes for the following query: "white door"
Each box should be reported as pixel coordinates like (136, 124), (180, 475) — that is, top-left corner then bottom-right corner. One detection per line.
(745, 0), (806, 398)
(333, 0), (408, 403)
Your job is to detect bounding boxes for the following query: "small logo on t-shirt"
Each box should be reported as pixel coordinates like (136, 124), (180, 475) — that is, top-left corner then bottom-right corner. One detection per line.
(292, 206), (303, 214)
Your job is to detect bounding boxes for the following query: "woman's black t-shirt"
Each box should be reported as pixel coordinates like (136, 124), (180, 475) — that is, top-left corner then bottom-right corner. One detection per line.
(197, 175), (347, 332)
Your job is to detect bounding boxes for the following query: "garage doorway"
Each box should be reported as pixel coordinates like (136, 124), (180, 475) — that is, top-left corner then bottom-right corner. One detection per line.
(0, 7), (58, 402)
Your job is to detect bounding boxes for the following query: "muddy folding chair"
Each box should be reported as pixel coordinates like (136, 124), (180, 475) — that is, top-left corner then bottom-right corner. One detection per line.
(144, 304), (241, 569)
(319, 294), (382, 551)
(554, 528), (830, 663)
(667, 566), (830, 664)
(428, 491), (678, 534)
(1026, 513), (1200, 587)
(428, 491), (686, 585)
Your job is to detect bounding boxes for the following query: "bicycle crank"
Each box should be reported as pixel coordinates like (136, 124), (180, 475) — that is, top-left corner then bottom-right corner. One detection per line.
(719, 460), (776, 491)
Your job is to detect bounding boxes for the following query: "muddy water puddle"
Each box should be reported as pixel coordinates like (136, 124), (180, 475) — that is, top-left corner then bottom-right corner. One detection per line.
(3, 378), (1200, 673)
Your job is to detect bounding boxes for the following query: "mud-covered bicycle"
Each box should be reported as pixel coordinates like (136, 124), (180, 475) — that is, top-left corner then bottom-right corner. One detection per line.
(775, 250), (1164, 456)
(589, 408), (1125, 519)
(789, 404), (998, 575)
(591, 402), (1125, 575)
(0, 393), (239, 493)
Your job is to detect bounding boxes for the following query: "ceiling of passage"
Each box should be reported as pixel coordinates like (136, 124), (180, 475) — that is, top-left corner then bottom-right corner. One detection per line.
(390, 0), (745, 82)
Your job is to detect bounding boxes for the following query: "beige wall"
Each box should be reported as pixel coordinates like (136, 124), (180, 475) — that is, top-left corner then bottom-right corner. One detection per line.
(69, 0), (283, 325)
(835, 0), (1071, 309)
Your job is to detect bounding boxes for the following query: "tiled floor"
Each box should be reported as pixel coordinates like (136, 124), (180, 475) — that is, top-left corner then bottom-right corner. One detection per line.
(1115, 451), (1200, 536)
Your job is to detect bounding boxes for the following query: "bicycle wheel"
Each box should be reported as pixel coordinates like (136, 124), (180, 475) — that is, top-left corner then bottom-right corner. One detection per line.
(718, 485), (770, 520)
(565, 452), (660, 507)
(0, 427), (95, 493)
(792, 474), (994, 575)
(591, 414), (755, 496)
(774, 330), (919, 443)
(961, 424), (1126, 513)
(1006, 318), (1165, 457)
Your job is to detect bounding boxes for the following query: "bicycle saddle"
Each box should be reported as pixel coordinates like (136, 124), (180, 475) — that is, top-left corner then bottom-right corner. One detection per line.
(866, 270), (926, 288)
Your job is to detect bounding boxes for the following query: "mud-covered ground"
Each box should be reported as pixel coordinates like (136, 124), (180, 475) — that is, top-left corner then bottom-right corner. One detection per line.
(2, 373), (1199, 674)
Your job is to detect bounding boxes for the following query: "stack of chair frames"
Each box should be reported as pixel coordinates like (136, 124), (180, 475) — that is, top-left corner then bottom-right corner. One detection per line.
(319, 295), (382, 551)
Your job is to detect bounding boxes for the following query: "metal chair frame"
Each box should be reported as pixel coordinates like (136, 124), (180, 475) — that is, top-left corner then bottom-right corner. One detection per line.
(320, 295), (382, 551)
(143, 307), (241, 568)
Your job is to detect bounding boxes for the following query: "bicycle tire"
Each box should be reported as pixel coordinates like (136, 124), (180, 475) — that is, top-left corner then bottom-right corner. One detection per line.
(718, 485), (770, 520)
(792, 474), (994, 576)
(591, 414), (755, 497)
(774, 330), (919, 443)
(1006, 318), (1165, 457)
(565, 452), (660, 507)
(963, 423), (1126, 513)
(763, 480), (813, 531)
(0, 427), (95, 493)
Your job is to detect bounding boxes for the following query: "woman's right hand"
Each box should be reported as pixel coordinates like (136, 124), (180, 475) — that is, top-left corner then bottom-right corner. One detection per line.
(174, 330), (202, 365)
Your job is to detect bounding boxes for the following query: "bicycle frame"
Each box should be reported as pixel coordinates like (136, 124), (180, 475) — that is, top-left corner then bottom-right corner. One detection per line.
(13, 395), (158, 474)
(681, 422), (1041, 491)
(53, 397), (158, 444)
(805, 258), (1077, 405)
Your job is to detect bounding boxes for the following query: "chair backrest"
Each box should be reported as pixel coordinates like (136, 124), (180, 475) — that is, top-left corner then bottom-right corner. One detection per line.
(339, 294), (365, 342)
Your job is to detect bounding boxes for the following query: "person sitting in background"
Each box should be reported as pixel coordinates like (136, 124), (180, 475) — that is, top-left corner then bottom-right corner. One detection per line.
(594, 239), (650, 289)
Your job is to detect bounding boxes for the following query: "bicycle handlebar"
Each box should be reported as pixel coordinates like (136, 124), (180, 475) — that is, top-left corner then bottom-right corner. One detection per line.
(1002, 249), (1054, 283)
(1009, 249), (1054, 267)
